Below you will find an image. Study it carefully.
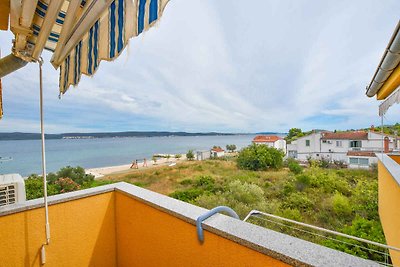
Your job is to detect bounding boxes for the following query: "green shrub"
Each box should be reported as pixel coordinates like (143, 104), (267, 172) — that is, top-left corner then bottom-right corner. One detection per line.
(332, 192), (352, 217)
(194, 175), (215, 191)
(179, 179), (193, 185)
(237, 144), (284, 171)
(56, 166), (94, 185)
(287, 159), (303, 174)
(25, 176), (58, 200)
(195, 180), (267, 218)
(278, 208), (303, 221)
(169, 188), (204, 202)
(282, 192), (313, 211)
(323, 217), (386, 262)
(295, 174), (311, 191)
(132, 182), (146, 187)
(46, 166), (94, 186)
(54, 177), (80, 193)
(351, 180), (379, 220)
(226, 144), (237, 152)
(193, 165), (204, 171)
(309, 171), (351, 195)
(186, 150), (195, 161)
(282, 183), (295, 196)
(25, 166), (97, 199)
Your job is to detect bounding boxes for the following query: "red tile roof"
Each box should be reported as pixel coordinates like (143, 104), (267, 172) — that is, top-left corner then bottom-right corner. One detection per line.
(347, 151), (376, 157)
(211, 147), (224, 152)
(252, 135), (282, 143)
(321, 131), (368, 140)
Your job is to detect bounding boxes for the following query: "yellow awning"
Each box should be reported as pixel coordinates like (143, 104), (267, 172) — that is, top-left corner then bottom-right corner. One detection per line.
(1, 0), (169, 93)
(377, 64), (400, 100)
(366, 20), (400, 100)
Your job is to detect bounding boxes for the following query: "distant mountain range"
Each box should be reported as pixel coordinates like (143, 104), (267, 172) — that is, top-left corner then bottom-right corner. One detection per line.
(0, 131), (278, 141)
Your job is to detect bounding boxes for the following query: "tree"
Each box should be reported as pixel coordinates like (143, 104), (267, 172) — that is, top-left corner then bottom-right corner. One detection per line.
(175, 154), (182, 160)
(24, 175), (58, 200)
(54, 166), (94, 186)
(25, 166), (95, 199)
(186, 150), (195, 161)
(226, 144), (237, 152)
(54, 177), (80, 193)
(285, 128), (304, 143)
(237, 144), (284, 170)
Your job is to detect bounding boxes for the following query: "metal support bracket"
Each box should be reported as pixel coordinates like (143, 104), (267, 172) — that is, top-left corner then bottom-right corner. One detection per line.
(196, 206), (239, 243)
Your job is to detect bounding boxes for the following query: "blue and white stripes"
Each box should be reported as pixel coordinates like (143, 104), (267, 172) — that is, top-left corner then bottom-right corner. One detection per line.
(109, 0), (125, 58)
(58, 0), (169, 94)
(88, 21), (99, 75)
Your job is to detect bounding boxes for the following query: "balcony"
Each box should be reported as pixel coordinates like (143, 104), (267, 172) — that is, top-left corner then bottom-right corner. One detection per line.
(377, 154), (400, 266)
(0, 182), (379, 266)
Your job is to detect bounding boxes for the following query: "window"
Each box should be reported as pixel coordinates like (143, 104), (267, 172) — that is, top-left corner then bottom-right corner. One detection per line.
(306, 140), (310, 147)
(349, 158), (358, 164)
(349, 157), (369, 166)
(336, 141), (342, 147)
(349, 140), (362, 148)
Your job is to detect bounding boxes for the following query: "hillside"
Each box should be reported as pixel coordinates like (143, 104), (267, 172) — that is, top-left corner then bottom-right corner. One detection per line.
(0, 131), (239, 141)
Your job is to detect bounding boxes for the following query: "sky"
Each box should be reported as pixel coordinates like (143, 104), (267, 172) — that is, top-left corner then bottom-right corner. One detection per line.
(0, 0), (400, 133)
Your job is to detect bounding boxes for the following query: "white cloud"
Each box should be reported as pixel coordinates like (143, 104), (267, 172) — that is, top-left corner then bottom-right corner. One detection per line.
(1, 0), (400, 133)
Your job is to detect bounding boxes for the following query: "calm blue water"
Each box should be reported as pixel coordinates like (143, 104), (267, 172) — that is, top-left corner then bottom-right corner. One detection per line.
(0, 135), (256, 176)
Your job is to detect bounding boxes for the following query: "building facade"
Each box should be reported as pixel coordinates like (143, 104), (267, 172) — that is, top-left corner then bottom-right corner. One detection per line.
(287, 131), (399, 168)
(252, 135), (287, 154)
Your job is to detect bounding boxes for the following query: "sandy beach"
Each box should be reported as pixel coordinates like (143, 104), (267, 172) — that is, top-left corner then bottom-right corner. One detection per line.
(85, 154), (187, 178)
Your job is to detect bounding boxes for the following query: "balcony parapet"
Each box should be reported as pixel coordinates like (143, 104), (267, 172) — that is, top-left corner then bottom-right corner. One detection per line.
(377, 153), (400, 186)
(0, 182), (380, 266)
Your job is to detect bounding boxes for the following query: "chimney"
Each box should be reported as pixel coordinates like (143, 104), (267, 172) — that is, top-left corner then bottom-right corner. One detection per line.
(384, 136), (390, 153)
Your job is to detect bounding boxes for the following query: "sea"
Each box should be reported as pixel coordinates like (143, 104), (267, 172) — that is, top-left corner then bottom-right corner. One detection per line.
(0, 135), (257, 176)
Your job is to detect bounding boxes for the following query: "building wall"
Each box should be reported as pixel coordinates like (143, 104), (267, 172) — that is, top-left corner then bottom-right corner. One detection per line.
(0, 192), (117, 267)
(196, 151), (211, 161)
(276, 139), (287, 154)
(255, 140), (287, 154)
(290, 131), (395, 164)
(378, 158), (400, 266)
(348, 156), (378, 168)
(211, 151), (225, 157)
(291, 132), (322, 160)
(115, 192), (289, 267)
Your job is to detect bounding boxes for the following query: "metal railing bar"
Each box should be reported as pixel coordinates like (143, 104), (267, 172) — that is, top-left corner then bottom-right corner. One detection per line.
(250, 215), (389, 256)
(196, 206), (239, 243)
(244, 210), (400, 252)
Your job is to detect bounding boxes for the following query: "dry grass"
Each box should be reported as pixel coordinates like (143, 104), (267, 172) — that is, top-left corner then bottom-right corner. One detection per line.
(103, 158), (286, 195)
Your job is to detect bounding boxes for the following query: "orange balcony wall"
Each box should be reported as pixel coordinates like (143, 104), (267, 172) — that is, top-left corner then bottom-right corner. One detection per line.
(0, 191), (117, 266)
(115, 192), (287, 267)
(377, 154), (400, 266)
(0, 182), (379, 266)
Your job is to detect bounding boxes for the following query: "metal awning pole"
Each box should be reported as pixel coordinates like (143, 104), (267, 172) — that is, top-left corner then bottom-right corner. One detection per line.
(381, 115), (384, 156)
(39, 58), (50, 264)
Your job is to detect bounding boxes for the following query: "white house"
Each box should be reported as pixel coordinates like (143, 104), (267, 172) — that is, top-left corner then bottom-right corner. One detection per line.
(211, 147), (225, 158)
(196, 150), (211, 161)
(252, 135), (287, 154)
(287, 130), (399, 168)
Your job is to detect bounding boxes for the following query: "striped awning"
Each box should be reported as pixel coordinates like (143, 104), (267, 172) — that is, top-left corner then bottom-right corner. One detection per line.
(379, 86), (400, 116)
(8, 0), (169, 94)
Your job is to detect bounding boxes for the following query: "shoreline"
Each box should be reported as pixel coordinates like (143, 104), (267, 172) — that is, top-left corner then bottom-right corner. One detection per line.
(85, 154), (187, 178)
